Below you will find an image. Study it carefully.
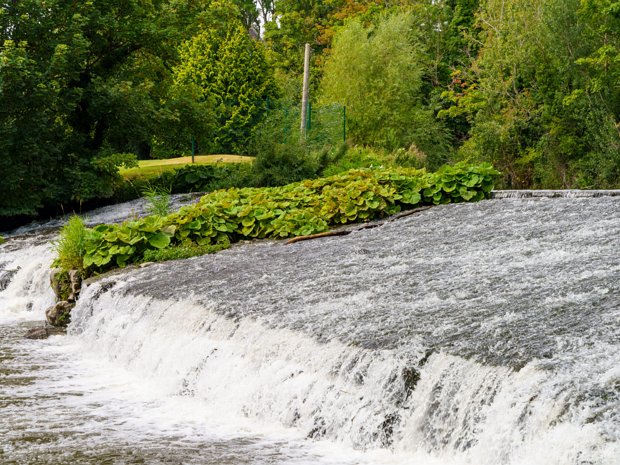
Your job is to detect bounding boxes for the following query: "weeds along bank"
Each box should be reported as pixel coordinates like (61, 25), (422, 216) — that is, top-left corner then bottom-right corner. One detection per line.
(53, 164), (498, 281)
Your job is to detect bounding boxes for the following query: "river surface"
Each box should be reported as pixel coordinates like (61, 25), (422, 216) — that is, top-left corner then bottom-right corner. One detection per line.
(1, 195), (619, 464)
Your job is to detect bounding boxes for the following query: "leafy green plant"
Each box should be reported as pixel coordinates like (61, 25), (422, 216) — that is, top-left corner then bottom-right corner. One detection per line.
(251, 141), (323, 187)
(73, 163), (500, 275)
(143, 185), (172, 217)
(142, 242), (229, 263)
(53, 215), (87, 271)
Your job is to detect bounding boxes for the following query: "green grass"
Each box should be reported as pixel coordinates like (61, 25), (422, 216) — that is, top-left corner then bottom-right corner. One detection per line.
(120, 155), (253, 180)
(53, 215), (87, 271)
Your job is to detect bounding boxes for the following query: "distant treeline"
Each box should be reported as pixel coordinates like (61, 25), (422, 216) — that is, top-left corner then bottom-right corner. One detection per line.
(1, 0), (619, 221)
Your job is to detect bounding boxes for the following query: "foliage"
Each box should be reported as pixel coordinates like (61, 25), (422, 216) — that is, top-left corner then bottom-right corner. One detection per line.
(132, 163), (255, 195)
(174, 19), (278, 153)
(0, 235), (4, 245)
(251, 141), (326, 187)
(453, 0), (620, 188)
(142, 242), (230, 263)
(53, 216), (87, 272)
(0, 0), (220, 219)
(143, 185), (172, 217)
(72, 164), (499, 274)
(54, 270), (72, 302)
(248, 101), (347, 187)
(320, 11), (452, 163)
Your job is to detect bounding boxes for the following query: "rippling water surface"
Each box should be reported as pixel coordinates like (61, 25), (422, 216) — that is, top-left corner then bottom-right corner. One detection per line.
(1, 196), (619, 464)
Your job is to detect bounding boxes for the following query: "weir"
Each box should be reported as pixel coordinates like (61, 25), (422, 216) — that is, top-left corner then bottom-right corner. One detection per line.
(1, 194), (619, 464)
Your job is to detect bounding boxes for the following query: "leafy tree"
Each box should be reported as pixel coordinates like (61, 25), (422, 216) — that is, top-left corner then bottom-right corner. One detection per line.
(174, 19), (277, 153)
(0, 0), (238, 219)
(320, 10), (451, 164)
(455, 0), (620, 188)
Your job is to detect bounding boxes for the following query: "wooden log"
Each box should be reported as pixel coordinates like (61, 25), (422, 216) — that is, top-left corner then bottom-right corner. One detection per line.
(286, 230), (351, 244)
(286, 206), (433, 245)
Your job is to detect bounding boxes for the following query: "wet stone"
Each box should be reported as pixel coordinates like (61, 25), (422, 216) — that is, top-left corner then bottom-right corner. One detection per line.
(45, 301), (75, 327)
(24, 327), (66, 340)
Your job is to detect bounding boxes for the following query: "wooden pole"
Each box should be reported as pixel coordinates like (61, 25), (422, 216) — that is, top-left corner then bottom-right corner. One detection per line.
(300, 43), (311, 138)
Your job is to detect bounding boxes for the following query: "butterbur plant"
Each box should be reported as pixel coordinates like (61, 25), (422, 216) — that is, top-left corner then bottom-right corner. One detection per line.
(53, 215), (87, 271)
(75, 163), (500, 275)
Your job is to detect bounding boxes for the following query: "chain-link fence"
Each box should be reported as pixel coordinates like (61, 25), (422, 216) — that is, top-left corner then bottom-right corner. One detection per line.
(184, 102), (346, 158)
(256, 102), (346, 149)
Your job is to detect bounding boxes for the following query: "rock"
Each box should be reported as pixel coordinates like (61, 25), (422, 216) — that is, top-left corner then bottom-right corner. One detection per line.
(49, 268), (63, 300)
(45, 301), (75, 327)
(24, 327), (48, 339)
(24, 326), (66, 340)
(0, 267), (19, 291)
(67, 269), (82, 302)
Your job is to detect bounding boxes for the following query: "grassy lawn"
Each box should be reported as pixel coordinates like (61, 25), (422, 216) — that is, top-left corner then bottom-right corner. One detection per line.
(120, 155), (253, 180)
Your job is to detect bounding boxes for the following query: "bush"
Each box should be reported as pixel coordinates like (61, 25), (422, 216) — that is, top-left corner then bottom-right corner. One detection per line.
(112, 163), (255, 203)
(53, 215), (87, 271)
(322, 146), (390, 177)
(251, 141), (324, 187)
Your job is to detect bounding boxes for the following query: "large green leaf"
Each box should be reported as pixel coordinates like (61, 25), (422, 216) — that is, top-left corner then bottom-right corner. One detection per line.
(148, 232), (171, 249)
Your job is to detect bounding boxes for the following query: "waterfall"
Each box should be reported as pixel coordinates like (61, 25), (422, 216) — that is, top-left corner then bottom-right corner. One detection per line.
(1, 195), (619, 464)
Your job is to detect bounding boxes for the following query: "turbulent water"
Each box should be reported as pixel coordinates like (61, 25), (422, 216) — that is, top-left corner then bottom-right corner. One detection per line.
(1, 195), (619, 464)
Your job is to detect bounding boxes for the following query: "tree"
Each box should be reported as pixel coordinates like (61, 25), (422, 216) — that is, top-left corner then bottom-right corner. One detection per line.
(455, 0), (620, 188)
(320, 11), (450, 164)
(0, 0), (237, 219)
(0, 0), (171, 216)
(174, 20), (277, 153)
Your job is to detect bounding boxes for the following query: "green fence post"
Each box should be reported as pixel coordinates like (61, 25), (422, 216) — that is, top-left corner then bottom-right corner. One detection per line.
(306, 101), (312, 134)
(191, 137), (195, 163)
(343, 106), (347, 143)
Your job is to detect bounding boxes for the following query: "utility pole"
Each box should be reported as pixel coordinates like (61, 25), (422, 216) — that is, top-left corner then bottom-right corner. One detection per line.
(300, 43), (311, 138)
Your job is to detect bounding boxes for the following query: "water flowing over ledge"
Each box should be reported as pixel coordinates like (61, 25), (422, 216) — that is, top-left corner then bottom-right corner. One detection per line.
(492, 189), (620, 198)
(1, 196), (620, 464)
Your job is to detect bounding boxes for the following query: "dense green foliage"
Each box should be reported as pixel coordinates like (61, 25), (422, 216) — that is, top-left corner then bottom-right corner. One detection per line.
(71, 164), (499, 274)
(0, 0), (271, 219)
(174, 20), (277, 153)
(3, 0), (620, 226)
(320, 11), (450, 163)
(120, 164), (255, 199)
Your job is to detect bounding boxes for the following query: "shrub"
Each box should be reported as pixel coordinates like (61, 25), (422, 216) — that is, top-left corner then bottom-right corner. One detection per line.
(251, 141), (323, 187)
(115, 163), (255, 202)
(322, 146), (390, 177)
(53, 215), (87, 271)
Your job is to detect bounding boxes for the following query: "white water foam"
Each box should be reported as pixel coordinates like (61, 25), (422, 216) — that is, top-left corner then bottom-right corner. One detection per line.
(67, 276), (620, 465)
(0, 239), (55, 323)
(2, 196), (619, 464)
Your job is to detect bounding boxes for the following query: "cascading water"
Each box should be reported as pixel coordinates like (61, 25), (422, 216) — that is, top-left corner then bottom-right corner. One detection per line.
(1, 194), (619, 464)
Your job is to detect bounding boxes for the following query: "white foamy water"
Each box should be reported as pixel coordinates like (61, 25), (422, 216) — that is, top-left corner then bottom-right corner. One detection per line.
(1, 195), (620, 464)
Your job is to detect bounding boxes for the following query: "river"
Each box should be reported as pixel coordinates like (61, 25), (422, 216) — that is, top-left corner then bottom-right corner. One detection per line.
(1, 194), (618, 464)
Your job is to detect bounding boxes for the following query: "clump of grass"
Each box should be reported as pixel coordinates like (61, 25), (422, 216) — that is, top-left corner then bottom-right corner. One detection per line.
(53, 215), (87, 271)
(0, 235), (4, 245)
(142, 242), (229, 263)
(143, 185), (171, 217)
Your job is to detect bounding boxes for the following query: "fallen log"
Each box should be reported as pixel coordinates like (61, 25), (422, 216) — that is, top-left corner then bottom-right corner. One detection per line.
(286, 206), (433, 245)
